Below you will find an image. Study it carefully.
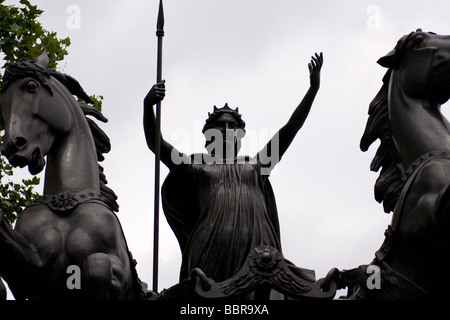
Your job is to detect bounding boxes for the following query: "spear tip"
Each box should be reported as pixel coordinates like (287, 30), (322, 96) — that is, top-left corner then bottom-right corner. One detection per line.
(156, 0), (164, 36)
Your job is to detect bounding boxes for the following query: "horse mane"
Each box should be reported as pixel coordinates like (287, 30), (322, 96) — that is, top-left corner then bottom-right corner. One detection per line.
(47, 71), (120, 212)
(359, 30), (427, 214)
(360, 70), (402, 213)
(2, 60), (119, 212)
(78, 103), (120, 213)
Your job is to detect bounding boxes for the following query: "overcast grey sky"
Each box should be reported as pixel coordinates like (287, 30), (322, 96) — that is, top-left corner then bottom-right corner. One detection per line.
(3, 0), (450, 298)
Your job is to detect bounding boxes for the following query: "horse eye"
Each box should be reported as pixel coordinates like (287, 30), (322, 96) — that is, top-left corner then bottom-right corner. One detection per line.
(22, 79), (38, 92)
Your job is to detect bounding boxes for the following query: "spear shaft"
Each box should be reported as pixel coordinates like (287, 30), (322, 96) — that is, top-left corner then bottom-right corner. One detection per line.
(153, 0), (164, 293)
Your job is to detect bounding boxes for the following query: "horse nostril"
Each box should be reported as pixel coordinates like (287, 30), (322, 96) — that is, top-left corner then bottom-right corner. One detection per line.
(14, 137), (27, 149)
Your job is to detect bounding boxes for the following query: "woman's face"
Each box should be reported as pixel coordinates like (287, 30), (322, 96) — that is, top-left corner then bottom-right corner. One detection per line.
(213, 113), (238, 133)
(204, 113), (244, 159)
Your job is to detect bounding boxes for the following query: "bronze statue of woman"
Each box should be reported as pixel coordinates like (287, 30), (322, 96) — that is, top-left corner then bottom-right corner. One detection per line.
(143, 53), (323, 284)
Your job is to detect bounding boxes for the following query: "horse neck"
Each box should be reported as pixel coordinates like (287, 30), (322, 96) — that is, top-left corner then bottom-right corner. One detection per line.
(388, 71), (450, 169)
(43, 98), (99, 196)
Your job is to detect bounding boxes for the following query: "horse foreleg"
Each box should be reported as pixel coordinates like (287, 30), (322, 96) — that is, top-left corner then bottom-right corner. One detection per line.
(82, 253), (125, 300)
(0, 213), (41, 299)
(82, 253), (112, 300)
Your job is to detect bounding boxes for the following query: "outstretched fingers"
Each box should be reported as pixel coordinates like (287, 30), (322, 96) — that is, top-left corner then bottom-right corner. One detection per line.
(316, 52), (324, 65)
(310, 52), (323, 73)
(308, 52), (323, 88)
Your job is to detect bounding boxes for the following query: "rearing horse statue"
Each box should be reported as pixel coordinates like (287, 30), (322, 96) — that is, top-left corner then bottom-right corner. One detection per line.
(0, 53), (147, 300)
(327, 29), (450, 299)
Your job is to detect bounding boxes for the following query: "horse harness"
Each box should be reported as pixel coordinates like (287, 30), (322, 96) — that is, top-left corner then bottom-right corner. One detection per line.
(30, 191), (108, 213)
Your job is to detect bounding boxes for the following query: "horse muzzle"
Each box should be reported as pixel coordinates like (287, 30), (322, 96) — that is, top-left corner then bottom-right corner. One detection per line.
(1, 142), (45, 174)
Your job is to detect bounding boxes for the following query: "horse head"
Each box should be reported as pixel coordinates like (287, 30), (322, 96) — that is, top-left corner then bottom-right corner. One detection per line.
(361, 29), (450, 213)
(353, 30), (450, 299)
(378, 29), (450, 104)
(0, 53), (93, 175)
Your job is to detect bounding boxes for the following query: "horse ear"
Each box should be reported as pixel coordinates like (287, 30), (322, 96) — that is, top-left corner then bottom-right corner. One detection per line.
(377, 48), (396, 68)
(35, 52), (50, 69)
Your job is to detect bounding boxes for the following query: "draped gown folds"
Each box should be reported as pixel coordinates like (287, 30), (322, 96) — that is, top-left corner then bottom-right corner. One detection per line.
(162, 156), (284, 282)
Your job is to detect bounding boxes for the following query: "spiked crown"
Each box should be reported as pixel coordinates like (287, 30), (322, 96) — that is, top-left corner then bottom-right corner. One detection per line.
(202, 103), (246, 133)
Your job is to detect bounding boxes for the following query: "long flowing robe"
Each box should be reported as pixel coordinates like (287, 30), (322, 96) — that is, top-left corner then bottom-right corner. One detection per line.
(161, 155), (282, 282)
